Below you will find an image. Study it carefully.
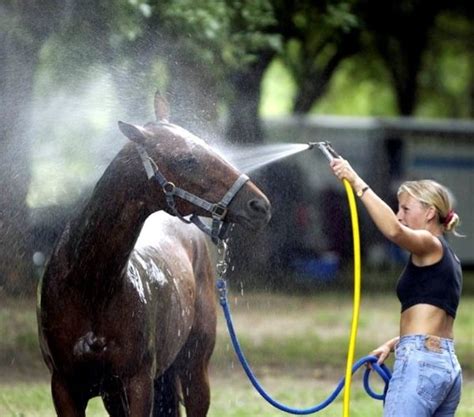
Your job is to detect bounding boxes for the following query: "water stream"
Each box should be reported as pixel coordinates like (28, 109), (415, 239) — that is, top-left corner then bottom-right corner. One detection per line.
(218, 142), (311, 173)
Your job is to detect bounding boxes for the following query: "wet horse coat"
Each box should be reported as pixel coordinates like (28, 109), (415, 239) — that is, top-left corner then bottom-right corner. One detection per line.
(37, 95), (271, 417)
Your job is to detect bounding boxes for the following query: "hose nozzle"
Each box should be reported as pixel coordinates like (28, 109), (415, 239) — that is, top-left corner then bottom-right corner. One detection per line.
(307, 141), (340, 162)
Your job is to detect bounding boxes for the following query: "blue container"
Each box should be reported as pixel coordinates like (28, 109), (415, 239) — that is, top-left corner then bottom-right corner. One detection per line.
(291, 253), (340, 283)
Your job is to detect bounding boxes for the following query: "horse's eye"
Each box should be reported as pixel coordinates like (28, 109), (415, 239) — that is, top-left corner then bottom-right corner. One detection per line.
(168, 156), (199, 172)
(181, 156), (199, 170)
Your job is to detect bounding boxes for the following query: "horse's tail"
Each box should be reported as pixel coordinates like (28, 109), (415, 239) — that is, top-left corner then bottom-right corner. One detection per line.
(153, 365), (181, 417)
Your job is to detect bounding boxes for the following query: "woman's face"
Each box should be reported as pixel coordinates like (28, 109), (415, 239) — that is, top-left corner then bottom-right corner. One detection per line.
(397, 192), (432, 230)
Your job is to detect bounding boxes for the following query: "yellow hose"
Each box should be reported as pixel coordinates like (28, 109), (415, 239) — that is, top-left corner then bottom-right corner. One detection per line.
(342, 179), (362, 417)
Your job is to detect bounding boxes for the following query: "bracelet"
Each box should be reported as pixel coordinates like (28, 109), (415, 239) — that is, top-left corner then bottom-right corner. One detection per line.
(356, 186), (370, 198)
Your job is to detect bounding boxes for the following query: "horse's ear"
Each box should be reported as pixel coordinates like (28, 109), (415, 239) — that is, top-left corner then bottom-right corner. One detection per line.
(118, 121), (147, 144)
(154, 90), (170, 122)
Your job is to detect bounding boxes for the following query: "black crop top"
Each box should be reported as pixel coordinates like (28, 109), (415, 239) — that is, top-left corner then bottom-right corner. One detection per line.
(396, 236), (463, 318)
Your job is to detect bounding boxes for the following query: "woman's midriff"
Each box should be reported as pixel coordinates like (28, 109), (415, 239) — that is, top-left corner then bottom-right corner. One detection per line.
(400, 304), (454, 339)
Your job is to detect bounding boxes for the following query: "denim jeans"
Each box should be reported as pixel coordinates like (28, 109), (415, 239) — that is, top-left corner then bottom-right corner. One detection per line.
(383, 334), (462, 417)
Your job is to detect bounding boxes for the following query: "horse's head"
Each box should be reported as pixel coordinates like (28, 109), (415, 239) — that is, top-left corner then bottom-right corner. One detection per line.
(118, 92), (271, 241)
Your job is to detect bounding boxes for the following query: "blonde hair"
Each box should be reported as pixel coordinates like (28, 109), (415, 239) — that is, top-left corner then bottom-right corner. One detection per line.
(397, 179), (463, 236)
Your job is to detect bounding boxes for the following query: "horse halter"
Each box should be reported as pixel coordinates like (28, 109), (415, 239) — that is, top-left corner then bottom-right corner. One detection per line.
(135, 143), (249, 244)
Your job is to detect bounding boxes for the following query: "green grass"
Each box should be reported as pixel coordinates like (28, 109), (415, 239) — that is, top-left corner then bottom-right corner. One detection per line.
(1, 289), (473, 416)
(2, 377), (474, 417)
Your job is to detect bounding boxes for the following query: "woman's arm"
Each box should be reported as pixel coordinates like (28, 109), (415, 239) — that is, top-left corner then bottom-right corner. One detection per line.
(330, 158), (440, 258)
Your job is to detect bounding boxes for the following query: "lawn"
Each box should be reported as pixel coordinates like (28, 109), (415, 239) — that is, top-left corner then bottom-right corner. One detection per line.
(1, 289), (473, 416)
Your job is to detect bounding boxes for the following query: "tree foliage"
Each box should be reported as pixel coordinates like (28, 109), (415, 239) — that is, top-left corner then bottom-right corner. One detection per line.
(279, 0), (361, 113)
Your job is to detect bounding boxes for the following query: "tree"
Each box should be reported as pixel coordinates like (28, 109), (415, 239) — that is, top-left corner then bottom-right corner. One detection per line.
(417, 5), (474, 118)
(282, 1), (361, 114)
(353, 0), (473, 117)
(225, 0), (362, 142)
(359, 0), (446, 115)
(146, 0), (282, 142)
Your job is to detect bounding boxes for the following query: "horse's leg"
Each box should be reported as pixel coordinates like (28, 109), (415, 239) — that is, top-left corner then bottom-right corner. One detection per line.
(51, 373), (88, 417)
(176, 326), (216, 417)
(102, 381), (128, 417)
(123, 371), (154, 417)
(152, 365), (180, 417)
(177, 256), (216, 417)
(102, 391), (127, 417)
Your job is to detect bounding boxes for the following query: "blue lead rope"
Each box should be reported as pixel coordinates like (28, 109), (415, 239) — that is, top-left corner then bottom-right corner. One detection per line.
(216, 278), (392, 414)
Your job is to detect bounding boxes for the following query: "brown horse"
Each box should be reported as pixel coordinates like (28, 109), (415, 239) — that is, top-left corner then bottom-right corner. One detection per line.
(37, 93), (271, 417)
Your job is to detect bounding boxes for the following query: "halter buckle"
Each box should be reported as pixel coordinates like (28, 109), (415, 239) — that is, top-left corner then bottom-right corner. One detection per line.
(163, 182), (176, 195)
(212, 204), (227, 219)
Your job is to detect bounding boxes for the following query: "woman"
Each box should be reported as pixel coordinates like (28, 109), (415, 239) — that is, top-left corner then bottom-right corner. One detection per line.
(330, 157), (463, 417)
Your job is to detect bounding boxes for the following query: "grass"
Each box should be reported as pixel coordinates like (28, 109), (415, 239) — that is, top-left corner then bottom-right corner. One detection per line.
(2, 377), (474, 417)
(1, 287), (473, 416)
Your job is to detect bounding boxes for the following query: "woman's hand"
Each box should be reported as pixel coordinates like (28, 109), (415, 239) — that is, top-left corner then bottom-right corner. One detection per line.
(371, 343), (392, 365)
(330, 158), (363, 189)
(370, 337), (399, 365)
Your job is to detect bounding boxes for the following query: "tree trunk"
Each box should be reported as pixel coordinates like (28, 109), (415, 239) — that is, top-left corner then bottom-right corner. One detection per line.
(293, 48), (355, 114)
(367, 0), (443, 116)
(226, 51), (275, 144)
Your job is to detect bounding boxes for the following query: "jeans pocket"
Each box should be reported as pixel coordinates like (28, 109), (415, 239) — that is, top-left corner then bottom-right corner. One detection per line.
(416, 360), (452, 403)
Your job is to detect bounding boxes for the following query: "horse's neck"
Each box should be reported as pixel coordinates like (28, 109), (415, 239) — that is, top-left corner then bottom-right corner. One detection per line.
(65, 146), (162, 286)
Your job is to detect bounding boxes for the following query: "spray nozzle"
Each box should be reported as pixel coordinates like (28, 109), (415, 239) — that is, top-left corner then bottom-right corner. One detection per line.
(307, 141), (340, 162)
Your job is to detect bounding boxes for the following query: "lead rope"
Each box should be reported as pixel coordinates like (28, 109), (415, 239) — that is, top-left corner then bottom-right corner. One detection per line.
(215, 240), (392, 414)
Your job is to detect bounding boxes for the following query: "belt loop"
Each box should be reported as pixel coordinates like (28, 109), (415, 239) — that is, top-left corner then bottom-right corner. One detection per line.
(448, 338), (454, 354)
(417, 335), (424, 350)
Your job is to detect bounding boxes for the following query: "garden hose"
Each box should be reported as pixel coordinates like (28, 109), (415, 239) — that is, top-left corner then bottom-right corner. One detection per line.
(310, 141), (362, 417)
(342, 178), (362, 417)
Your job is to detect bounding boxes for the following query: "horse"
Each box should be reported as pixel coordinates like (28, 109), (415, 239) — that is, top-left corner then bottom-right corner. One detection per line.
(37, 92), (271, 417)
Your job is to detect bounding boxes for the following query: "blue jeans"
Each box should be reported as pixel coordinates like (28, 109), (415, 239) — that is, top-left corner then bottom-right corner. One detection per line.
(383, 335), (462, 417)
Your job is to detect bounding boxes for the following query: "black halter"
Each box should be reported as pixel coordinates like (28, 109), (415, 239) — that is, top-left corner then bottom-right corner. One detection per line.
(135, 143), (249, 244)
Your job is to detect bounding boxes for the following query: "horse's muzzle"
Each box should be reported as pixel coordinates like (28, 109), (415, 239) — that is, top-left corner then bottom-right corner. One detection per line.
(239, 197), (271, 230)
